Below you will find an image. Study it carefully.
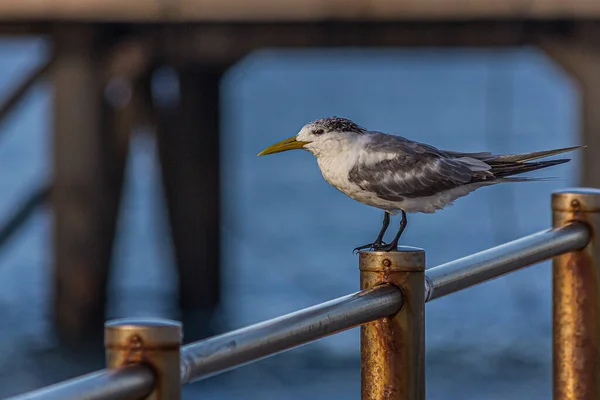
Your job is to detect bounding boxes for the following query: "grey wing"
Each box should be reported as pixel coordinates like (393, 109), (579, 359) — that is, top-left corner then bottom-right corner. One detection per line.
(364, 131), (448, 157)
(350, 132), (483, 200)
(366, 131), (496, 159)
(352, 132), (578, 202)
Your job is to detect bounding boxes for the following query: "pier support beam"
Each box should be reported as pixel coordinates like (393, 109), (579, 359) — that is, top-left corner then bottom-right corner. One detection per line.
(155, 66), (224, 342)
(52, 26), (131, 342)
(539, 24), (600, 188)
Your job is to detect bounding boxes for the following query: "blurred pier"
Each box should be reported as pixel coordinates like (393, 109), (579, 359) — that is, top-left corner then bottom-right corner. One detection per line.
(0, 0), (598, 347)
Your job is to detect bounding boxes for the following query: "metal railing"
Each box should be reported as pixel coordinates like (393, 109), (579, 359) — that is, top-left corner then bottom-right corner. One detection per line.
(4, 187), (599, 400)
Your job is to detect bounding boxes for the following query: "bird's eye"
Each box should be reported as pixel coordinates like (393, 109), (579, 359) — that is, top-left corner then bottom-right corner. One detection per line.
(313, 129), (324, 135)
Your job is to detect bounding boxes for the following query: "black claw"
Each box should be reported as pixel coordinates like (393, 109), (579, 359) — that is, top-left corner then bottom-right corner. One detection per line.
(353, 240), (386, 254)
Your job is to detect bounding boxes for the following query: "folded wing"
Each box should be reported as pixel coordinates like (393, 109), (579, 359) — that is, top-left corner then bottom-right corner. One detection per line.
(349, 132), (580, 201)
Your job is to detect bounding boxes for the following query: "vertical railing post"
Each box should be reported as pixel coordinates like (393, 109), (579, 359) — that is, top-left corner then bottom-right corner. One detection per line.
(553, 188), (600, 400)
(105, 318), (183, 399)
(359, 247), (426, 400)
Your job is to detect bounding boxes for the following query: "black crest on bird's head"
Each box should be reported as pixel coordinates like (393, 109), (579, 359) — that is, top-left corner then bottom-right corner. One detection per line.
(310, 116), (366, 135)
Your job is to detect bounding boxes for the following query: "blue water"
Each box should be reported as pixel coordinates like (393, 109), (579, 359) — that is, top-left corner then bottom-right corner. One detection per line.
(0, 39), (582, 399)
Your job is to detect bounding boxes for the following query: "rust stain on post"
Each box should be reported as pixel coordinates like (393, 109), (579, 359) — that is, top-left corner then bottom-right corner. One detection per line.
(553, 189), (600, 400)
(105, 319), (183, 400)
(360, 247), (425, 400)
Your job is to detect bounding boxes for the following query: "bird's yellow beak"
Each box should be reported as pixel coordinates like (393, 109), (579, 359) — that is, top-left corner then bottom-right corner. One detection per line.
(257, 136), (310, 156)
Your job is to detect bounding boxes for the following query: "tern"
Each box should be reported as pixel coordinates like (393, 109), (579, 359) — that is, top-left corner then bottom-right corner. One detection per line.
(258, 117), (582, 252)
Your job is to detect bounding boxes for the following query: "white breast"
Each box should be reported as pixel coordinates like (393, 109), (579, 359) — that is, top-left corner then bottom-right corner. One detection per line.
(317, 150), (359, 195)
(315, 146), (400, 212)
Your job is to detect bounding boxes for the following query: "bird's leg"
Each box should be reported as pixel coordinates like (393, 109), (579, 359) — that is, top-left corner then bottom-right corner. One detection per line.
(381, 210), (408, 252)
(373, 212), (390, 246)
(353, 212), (390, 253)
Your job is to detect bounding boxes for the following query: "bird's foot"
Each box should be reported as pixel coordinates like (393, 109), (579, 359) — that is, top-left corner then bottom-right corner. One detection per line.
(353, 241), (387, 254)
(378, 242), (399, 252)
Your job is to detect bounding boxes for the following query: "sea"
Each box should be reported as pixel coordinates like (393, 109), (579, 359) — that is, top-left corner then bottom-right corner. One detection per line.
(0, 37), (582, 399)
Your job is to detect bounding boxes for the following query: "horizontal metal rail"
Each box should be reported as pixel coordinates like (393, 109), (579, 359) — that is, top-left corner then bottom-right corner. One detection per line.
(425, 222), (590, 301)
(4, 285), (403, 399)
(177, 222), (590, 383)
(5, 365), (154, 400)
(180, 284), (403, 383)
(4, 214), (593, 399)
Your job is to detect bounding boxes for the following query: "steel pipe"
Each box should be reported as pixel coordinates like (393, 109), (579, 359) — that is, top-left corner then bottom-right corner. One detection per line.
(425, 222), (590, 301)
(180, 284), (403, 384)
(3, 365), (154, 400)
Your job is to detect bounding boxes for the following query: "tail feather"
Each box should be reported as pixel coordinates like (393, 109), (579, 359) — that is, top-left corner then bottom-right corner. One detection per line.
(491, 145), (584, 163)
(501, 176), (564, 183)
(478, 145), (584, 180)
(490, 158), (570, 179)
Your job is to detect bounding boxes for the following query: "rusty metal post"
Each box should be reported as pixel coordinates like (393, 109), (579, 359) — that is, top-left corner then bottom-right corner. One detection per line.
(105, 318), (183, 399)
(553, 188), (599, 400)
(359, 247), (425, 400)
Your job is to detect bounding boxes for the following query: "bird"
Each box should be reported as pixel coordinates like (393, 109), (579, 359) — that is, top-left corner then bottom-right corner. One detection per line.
(257, 116), (583, 252)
